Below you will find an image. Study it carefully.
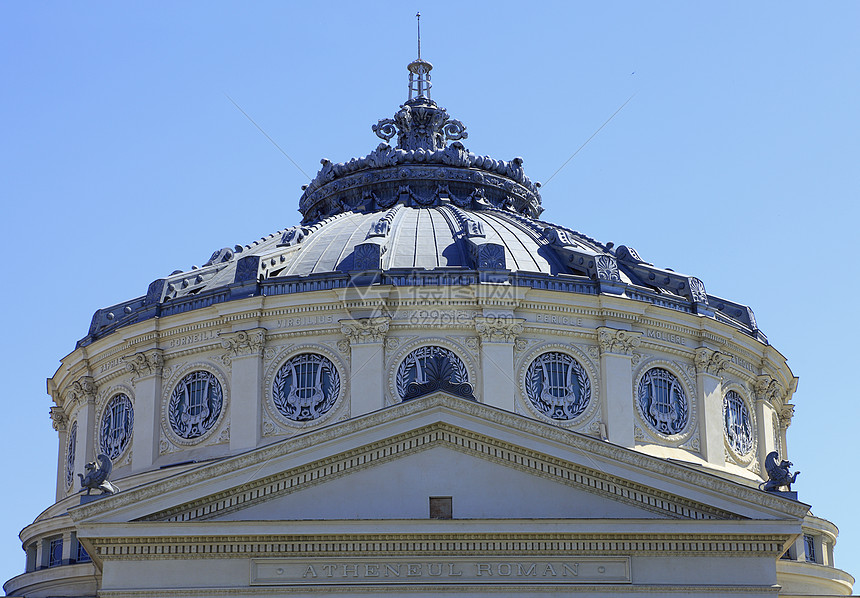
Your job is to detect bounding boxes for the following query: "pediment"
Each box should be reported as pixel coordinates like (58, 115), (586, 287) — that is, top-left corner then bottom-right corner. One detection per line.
(70, 393), (809, 526)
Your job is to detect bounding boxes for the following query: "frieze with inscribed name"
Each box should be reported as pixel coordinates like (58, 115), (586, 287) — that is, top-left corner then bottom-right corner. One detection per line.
(274, 315), (334, 328)
(730, 354), (756, 373)
(645, 329), (687, 346)
(99, 357), (123, 373)
(168, 330), (220, 349)
(534, 314), (584, 326)
(251, 556), (630, 585)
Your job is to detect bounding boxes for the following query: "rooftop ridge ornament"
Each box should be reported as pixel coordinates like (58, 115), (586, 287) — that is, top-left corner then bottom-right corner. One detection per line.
(372, 18), (467, 152)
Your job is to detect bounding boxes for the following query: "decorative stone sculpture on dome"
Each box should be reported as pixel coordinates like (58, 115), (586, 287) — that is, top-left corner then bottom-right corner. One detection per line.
(759, 451), (800, 493)
(78, 454), (119, 496)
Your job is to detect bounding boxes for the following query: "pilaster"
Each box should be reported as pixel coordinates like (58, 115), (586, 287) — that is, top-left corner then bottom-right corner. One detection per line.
(123, 349), (164, 472)
(340, 317), (389, 416)
(220, 328), (267, 452)
(60, 530), (74, 565)
(597, 327), (641, 448)
(65, 376), (97, 495)
(694, 347), (729, 466)
(754, 375), (781, 474)
(474, 316), (524, 411)
(50, 406), (68, 502)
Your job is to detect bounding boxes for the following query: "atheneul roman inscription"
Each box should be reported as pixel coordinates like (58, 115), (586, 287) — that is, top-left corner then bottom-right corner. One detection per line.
(251, 557), (630, 585)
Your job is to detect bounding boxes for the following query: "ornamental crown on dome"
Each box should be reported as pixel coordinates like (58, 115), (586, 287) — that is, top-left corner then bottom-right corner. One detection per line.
(297, 49), (542, 223)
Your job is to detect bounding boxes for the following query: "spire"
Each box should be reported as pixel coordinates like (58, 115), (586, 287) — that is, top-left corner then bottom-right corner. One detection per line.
(407, 12), (432, 101)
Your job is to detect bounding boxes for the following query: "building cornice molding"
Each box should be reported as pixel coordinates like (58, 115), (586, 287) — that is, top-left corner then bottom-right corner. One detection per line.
(82, 530), (792, 562)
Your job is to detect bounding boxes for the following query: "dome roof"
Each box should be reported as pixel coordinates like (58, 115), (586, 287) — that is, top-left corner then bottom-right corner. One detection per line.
(79, 64), (764, 348)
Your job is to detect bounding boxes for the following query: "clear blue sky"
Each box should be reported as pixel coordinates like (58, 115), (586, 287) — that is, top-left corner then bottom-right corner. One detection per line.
(1, 1), (858, 588)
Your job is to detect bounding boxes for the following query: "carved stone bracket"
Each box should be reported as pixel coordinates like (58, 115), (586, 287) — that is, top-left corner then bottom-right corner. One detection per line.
(340, 317), (390, 345)
(694, 348), (729, 376)
(65, 375), (96, 406)
(50, 406), (68, 432)
(597, 327), (642, 356)
(778, 403), (795, 430)
(123, 349), (164, 383)
(474, 316), (524, 343)
(219, 328), (267, 358)
(754, 375), (783, 403)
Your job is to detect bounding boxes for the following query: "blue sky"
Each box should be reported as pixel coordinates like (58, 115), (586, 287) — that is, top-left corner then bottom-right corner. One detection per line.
(1, 1), (858, 588)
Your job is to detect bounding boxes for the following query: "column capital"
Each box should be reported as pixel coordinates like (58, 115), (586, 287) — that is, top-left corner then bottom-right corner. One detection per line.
(65, 375), (96, 406)
(777, 402), (795, 430)
(50, 406), (68, 432)
(123, 348), (164, 383)
(474, 316), (524, 343)
(754, 375), (783, 403)
(597, 327), (641, 356)
(694, 347), (729, 376)
(340, 316), (390, 345)
(219, 327), (267, 357)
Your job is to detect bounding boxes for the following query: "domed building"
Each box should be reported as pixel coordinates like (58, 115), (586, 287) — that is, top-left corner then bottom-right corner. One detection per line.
(5, 53), (854, 598)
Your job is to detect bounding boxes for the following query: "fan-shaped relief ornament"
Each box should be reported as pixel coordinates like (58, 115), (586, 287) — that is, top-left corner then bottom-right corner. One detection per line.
(396, 345), (473, 400)
(525, 352), (591, 420)
(272, 353), (341, 421)
(65, 421), (77, 489)
(723, 389), (755, 457)
(99, 393), (134, 459)
(168, 371), (224, 440)
(637, 368), (689, 436)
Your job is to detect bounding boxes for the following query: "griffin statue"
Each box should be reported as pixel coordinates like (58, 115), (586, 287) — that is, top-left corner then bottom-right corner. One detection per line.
(78, 453), (119, 495)
(759, 451), (800, 492)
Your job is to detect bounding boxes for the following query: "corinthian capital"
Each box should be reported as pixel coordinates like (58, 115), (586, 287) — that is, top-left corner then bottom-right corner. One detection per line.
(474, 316), (524, 343)
(340, 316), (390, 345)
(778, 403), (795, 429)
(754, 375), (782, 403)
(219, 328), (267, 357)
(65, 375), (96, 406)
(50, 406), (68, 432)
(123, 348), (164, 381)
(694, 348), (729, 376)
(597, 327), (642, 356)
